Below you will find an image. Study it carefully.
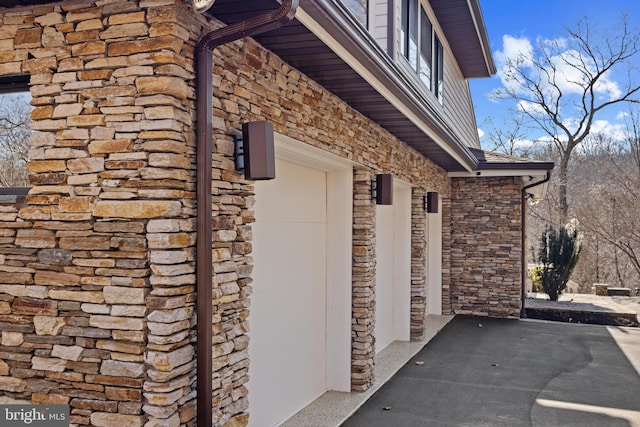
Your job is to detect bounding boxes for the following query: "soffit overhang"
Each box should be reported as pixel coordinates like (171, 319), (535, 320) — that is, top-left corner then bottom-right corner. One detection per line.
(449, 149), (554, 200)
(430, 0), (496, 78)
(1, 0), (496, 172)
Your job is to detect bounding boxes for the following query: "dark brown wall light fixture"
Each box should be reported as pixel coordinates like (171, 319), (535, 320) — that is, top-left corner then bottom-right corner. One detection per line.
(425, 191), (439, 213)
(235, 121), (276, 180)
(373, 174), (393, 205)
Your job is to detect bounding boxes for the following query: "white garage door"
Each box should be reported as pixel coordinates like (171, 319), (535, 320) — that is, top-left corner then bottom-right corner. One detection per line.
(249, 158), (328, 426)
(375, 203), (395, 352)
(427, 197), (443, 315)
(375, 184), (411, 354)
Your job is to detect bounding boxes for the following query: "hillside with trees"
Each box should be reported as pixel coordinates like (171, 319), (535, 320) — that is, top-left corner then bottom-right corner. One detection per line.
(527, 112), (640, 291)
(483, 12), (640, 293)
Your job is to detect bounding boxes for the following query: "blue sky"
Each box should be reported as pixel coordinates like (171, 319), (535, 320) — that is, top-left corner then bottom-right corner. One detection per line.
(470, 0), (640, 149)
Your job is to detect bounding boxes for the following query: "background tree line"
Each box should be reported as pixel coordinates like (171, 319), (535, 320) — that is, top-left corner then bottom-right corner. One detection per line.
(521, 116), (639, 291)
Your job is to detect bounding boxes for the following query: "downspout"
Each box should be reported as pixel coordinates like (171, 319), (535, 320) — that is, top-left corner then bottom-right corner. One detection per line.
(520, 172), (551, 318)
(195, 1), (298, 425)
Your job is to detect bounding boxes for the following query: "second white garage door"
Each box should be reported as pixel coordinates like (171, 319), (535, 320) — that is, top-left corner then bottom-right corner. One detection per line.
(375, 183), (411, 354)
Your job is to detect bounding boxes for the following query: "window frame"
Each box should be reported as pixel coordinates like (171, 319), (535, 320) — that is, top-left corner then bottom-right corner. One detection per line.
(0, 74), (32, 193)
(399, 0), (444, 103)
(0, 75), (29, 95)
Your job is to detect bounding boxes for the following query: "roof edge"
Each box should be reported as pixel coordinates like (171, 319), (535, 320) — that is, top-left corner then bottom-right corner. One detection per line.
(470, 147), (555, 171)
(467, 0), (497, 76)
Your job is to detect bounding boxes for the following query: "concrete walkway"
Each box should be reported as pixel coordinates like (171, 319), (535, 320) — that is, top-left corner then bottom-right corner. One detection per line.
(342, 315), (640, 427)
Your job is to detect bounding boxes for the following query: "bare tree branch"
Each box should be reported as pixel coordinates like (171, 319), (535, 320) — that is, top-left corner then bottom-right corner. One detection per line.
(492, 13), (640, 219)
(0, 92), (31, 188)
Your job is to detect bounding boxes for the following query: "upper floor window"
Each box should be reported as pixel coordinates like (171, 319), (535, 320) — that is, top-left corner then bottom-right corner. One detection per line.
(0, 76), (31, 188)
(343, 0), (368, 28)
(400, 0), (443, 101)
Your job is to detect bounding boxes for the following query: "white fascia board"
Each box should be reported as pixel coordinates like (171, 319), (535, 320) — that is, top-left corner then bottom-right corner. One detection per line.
(295, 6), (475, 173)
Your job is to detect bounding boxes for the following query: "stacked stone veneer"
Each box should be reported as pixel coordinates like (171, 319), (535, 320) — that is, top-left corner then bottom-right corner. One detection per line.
(0, 0), (470, 424)
(410, 187), (427, 340)
(0, 1), (209, 426)
(441, 197), (452, 315)
(351, 168), (376, 391)
(449, 177), (523, 318)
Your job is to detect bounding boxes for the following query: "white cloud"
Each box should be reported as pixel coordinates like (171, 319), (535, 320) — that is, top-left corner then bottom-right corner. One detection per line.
(589, 119), (626, 141)
(547, 49), (586, 94)
(517, 99), (547, 115)
(495, 35), (534, 69)
(493, 35), (623, 103)
(511, 138), (537, 150)
(477, 128), (485, 138)
(616, 111), (629, 120)
(537, 36), (568, 50)
(548, 49), (622, 99)
(494, 35), (534, 92)
(559, 116), (627, 142)
(593, 76), (622, 99)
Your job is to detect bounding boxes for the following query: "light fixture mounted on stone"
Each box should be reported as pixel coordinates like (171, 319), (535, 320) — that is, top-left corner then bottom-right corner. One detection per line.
(235, 121), (276, 180)
(192, 0), (216, 13)
(425, 191), (439, 213)
(372, 174), (393, 205)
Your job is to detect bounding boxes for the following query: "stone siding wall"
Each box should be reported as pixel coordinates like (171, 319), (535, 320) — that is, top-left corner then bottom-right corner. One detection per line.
(0, 2), (203, 426)
(0, 0), (453, 424)
(449, 177), (523, 318)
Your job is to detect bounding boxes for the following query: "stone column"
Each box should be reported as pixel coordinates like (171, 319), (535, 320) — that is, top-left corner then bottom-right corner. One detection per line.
(351, 167), (376, 391)
(0, 2), (201, 426)
(449, 177), (522, 318)
(410, 187), (427, 341)
(441, 197), (452, 315)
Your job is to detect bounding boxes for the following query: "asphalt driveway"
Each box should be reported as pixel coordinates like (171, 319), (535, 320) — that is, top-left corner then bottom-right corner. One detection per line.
(342, 315), (640, 427)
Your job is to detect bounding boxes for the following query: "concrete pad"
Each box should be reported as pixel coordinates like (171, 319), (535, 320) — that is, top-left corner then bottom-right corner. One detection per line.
(282, 315), (454, 426)
(343, 315), (640, 427)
